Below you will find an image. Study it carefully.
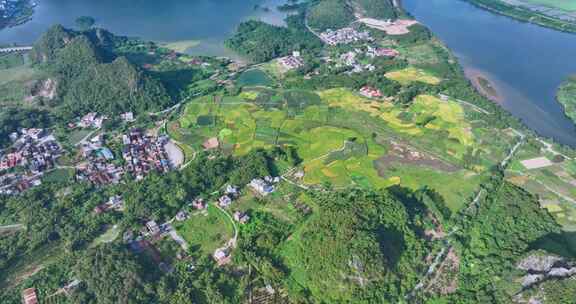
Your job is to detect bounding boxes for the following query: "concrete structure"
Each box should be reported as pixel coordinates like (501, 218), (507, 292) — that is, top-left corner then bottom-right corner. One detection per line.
(0, 46), (32, 54)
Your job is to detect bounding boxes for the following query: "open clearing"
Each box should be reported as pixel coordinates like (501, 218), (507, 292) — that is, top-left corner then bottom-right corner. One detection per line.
(161, 40), (201, 53)
(520, 156), (553, 169)
(357, 18), (419, 35)
(174, 204), (233, 256)
(386, 67), (441, 85)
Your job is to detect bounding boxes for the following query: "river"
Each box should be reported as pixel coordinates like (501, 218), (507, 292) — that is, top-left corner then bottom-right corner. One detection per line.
(0, 0), (287, 58)
(403, 0), (576, 146)
(2, 0), (575, 145)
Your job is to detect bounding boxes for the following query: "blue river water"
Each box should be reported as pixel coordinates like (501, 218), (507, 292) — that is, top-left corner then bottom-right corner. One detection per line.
(404, 0), (576, 146)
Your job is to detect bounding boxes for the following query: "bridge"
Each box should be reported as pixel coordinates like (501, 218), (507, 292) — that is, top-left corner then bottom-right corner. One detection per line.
(0, 46), (33, 54)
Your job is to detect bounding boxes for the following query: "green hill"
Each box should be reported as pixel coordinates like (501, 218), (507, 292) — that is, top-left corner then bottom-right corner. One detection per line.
(31, 25), (172, 119)
(356, 0), (399, 19)
(307, 0), (355, 31)
(283, 189), (428, 302)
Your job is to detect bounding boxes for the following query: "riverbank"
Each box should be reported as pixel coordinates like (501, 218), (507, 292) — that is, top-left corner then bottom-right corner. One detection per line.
(464, 67), (503, 103)
(462, 0), (576, 33)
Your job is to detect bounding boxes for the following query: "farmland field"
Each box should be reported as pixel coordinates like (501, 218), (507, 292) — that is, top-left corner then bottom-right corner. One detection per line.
(385, 67), (441, 85)
(172, 87), (516, 212)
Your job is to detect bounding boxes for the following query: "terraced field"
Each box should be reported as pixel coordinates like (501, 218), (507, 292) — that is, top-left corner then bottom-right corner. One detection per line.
(173, 87), (515, 212)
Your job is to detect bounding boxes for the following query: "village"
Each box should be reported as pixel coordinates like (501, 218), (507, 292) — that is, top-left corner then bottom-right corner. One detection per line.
(0, 128), (62, 194)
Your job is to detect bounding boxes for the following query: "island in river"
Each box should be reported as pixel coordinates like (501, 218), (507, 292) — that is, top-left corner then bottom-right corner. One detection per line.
(0, 0), (575, 303)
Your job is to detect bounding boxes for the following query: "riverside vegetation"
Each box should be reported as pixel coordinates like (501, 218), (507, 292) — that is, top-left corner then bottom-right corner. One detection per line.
(0, 0), (576, 303)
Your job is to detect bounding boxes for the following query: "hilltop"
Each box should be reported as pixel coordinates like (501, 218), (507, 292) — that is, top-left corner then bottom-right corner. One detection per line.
(30, 25), (173, 120)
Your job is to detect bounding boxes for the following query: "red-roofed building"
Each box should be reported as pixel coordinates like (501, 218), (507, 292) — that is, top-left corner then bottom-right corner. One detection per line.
(359, 86), (383, 98)
(22, 288), (38, 304)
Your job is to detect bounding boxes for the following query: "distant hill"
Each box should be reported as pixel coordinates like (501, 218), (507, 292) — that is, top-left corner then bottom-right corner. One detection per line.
(31, 25), (172, 119)
(356, 0), (399, 20)
(307, 0), (402, 31)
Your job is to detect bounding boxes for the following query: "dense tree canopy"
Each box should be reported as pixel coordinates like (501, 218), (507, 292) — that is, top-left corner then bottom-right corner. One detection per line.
(307, 0), (355, 31)
(31, 25), (173, 119)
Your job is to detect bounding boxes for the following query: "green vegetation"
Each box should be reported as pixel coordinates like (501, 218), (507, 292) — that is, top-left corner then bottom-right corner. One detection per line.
(2, 2), (576, 303)
(356, 0), (399, 20)
(0, 53), (24, 69)
(307, 0), (355, 31)
(557, 75), (576, 124)
(0, 107), (52, 149)
(283, 189), (428, 302)
(225, 17), (322, 63)
(30, 25), (173, 119)
(174, 205), (234, 255)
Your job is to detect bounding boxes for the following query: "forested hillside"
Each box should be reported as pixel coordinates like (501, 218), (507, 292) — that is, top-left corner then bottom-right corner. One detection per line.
(356, 0), (399, 19)
(283, 189), (429, 302)
(31, 25), (172, 119)
(226, 17), (322, 63)
(307, 0), (355, 31)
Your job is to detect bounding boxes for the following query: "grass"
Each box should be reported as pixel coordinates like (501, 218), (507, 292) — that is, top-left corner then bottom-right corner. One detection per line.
(0, 242), (63, 289)
(66, 129), (93, 145)
(0, 65), (38, 84)
(161, 40), (201, 53)
(174, 204), (234, 256)
(43, 168), (74, 183)
(90, 225), (121, 247)
(385, 67), (441, 85)
(0, 53), (25, 69)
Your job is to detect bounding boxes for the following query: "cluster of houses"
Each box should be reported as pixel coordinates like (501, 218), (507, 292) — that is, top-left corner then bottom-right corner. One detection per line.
(278, 51), (304, 70)
(68, 112), (107, 129)
(122, 129), (172, 180)
(76, 135), (124, 186)
(366, 46), (399, 58)
(218, 184), (239, 208)
(334, 46), (399, 74)
(249, 176), (278, 196)
(69, 111), (137, 129)
(0, 128), (62, 194)
(320, 27), (373, 45)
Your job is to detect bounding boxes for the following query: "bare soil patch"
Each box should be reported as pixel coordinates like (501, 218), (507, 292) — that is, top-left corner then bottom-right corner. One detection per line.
(374, 140), (460, 174)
